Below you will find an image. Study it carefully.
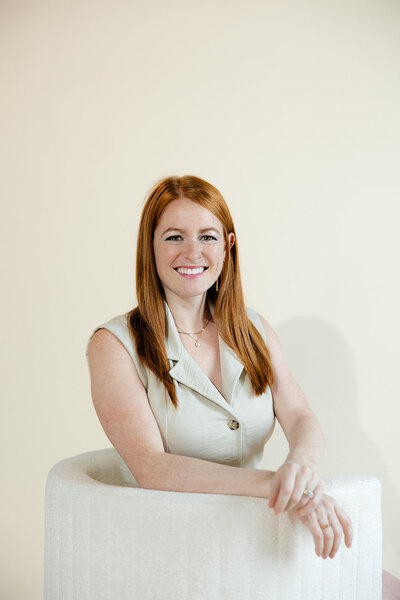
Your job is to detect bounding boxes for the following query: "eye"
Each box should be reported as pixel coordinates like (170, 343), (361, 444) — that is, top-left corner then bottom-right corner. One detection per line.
(165, 235), (217, 241)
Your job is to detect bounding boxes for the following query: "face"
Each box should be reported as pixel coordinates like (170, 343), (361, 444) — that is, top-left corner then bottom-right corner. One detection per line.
(153, 197), (235, 300)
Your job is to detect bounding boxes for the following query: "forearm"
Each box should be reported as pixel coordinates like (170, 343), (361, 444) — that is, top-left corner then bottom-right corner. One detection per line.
(285, 412), (325, 469)
(136, 452), (274, 499)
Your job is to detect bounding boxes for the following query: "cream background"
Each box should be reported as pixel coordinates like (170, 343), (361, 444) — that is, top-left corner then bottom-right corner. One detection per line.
(1, 0), (399, 597)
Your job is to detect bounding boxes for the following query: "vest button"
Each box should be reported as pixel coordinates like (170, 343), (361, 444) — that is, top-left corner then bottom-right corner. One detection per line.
(228, 419), (240, 430)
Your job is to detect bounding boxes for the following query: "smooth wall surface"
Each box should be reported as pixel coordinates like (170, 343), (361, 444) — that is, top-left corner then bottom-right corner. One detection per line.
(1, 0), (399, 597)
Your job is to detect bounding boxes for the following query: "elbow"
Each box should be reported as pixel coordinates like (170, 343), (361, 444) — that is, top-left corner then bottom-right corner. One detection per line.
(130, 452), (166, 490)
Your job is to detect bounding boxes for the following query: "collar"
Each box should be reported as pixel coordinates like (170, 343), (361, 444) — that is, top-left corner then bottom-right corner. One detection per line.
(163, 297), (244, 412)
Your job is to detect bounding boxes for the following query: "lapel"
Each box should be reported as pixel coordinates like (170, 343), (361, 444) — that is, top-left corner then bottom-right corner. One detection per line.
(164, 297), (244, 413)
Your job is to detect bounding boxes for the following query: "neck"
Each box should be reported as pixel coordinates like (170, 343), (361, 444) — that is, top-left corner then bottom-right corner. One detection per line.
(164, 293), (212, 332)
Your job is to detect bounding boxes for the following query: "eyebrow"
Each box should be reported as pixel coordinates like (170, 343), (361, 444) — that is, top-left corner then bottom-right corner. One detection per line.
(161, 227), (220, 236)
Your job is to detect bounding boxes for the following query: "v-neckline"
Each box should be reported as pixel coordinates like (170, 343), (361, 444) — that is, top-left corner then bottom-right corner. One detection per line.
(164, 297), (245, 409)
(180, 330), (226, 402)
(177, 299), (226, 402)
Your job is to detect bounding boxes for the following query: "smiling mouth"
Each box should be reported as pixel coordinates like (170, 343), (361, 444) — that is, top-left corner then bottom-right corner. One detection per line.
(174, 266), (209, 276)
(174, 266), (209, 272)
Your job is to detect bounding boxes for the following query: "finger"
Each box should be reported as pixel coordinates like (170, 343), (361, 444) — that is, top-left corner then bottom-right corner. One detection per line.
(295, 479), (325, 517)
(316, 505), (334, 559)
(286, 467), (315, 512)
(273, 471), (296, 514)
(304, 510), (324, 557)
(291, 471), (319, 512)
(334, 502), (353, 549)
(325, 509), (343, 559)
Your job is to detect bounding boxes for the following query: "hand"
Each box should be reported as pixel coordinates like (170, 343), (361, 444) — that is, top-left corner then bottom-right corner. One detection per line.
(268, 459), (325, 516)
(290, 493), (353, 559)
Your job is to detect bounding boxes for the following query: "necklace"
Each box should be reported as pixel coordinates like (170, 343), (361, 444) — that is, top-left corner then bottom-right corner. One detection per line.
(176, 316), (211, 348)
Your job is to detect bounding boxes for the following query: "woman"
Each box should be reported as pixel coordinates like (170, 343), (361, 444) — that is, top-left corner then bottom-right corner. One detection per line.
(86, 175), (398, 593)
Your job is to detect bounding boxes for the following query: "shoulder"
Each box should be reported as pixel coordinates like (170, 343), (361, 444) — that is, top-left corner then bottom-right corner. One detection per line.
(86, 312), (148, 388)
(252, 311), (288, 357)
(254, 312), (276, 344)
(252, 309), (297, 388)
(245, 305), (270, 343)
(246, 307), (286, 356)
(86, 313), (129, 355)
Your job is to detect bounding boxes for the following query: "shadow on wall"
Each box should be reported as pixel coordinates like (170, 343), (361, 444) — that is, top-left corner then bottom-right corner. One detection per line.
(275, 316), (399, 570)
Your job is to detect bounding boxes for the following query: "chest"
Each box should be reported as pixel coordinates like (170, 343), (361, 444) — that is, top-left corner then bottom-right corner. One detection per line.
(179, 326), (224, 399)
(145, 348), (275, 468)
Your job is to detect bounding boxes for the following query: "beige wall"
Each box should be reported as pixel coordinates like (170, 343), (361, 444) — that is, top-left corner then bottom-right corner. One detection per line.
(1, 0), (399, 597)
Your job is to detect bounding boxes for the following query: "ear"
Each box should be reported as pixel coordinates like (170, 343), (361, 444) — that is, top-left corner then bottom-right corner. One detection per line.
(228, 232), (235, 249)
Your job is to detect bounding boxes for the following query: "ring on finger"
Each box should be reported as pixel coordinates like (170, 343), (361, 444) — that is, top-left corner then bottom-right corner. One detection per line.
(303, 489), (314, 500)
(298, 475), (322, 510)
(322, 509), (343, 558)
(317, 507), (334, 558)
(300, 476), (318, 506)
(303, 472), (320, 501)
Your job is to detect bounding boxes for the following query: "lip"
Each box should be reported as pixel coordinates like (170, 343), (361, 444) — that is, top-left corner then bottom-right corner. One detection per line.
(174, 266), (208, 279)
(174, 266), (209, 269)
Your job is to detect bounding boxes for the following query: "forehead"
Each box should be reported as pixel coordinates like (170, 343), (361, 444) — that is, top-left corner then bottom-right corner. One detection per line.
(156, 197), (222, 229)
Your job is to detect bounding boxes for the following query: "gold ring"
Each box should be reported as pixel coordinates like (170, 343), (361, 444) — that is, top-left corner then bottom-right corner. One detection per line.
(319, 523), (331, 529)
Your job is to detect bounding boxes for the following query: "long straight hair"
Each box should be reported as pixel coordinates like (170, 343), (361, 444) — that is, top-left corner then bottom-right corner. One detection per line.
(127, 175), (274, 409)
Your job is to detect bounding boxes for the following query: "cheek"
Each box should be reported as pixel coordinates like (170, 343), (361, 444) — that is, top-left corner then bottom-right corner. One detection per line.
(208, 250), (224, 267)
(215, 249), (225, 263)
(155, 247), (177, 270)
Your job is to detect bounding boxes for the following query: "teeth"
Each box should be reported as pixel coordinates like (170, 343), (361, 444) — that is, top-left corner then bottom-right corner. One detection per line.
(176, 267), (205, 275)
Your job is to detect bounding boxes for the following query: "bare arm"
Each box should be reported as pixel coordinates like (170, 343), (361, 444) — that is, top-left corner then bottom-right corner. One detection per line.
(257, 313), (325, 469)
(137, 451), (274, 498)
(87, 328), (273, 499)
(87, 327), (352, 559)
(257, 313), (326, 514)
(285, 412), (325, 470)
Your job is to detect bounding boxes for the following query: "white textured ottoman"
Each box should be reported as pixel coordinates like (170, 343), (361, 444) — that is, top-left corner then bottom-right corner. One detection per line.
(44, 448), (382, 600)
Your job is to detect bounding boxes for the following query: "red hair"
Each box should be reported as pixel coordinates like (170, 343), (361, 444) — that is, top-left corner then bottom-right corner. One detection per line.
(127, 174), (274, 409)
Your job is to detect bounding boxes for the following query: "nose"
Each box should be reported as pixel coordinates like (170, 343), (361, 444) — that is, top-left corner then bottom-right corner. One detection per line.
(183, 238), (202, 260)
